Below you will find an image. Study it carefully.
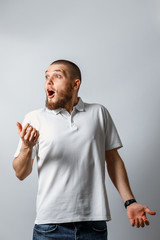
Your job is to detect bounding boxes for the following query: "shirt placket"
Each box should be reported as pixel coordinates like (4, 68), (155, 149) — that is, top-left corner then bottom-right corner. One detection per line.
(61, 110), (78, 130)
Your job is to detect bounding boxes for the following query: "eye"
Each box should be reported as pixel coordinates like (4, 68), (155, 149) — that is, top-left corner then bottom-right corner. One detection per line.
(56, 74), (61, 79)
(45, 75), (49, 79)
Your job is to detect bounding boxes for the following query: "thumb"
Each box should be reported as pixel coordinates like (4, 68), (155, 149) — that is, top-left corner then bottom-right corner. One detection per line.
(16, 122), (22, 133)
(145, 207), (156, 215)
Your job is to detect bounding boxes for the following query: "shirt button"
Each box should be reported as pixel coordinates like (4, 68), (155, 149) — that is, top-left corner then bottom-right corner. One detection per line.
(71, 123), (78, 130)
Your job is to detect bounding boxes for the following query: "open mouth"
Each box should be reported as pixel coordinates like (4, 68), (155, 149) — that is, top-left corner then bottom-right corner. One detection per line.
(47, 89), (55, 98)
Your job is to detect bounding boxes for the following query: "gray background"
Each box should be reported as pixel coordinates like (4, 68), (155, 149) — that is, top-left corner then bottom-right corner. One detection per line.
(0, 0), (159, 239)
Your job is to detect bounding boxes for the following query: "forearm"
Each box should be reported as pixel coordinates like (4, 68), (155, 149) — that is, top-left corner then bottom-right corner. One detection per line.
(13, 145), (33, 181)
(106, 150), (135, 202)
(105, 149), (156, 228)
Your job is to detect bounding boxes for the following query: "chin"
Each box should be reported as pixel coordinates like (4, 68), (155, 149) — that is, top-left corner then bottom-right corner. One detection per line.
(48, 97), (55, 103)
(45, 98), (62, 110)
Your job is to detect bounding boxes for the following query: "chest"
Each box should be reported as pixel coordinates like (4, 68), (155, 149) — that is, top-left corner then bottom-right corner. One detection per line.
(38, 112), (104, 149)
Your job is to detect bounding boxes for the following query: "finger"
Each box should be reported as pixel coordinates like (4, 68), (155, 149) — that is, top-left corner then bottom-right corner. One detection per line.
(139, 219), (144, 228)
(145, 207), (156, 215)
(24, 126), (33, 141)
(135, 219), (140, 228)
(145, 220), (150, 226)
(29, 128), (37, 142)
(142, 216), (150, 226)
(21, 123), (30, 138)
(16, 122), (22, 133)
(130, 219), (135, 227)
(33, 131), (39, 143)
(143, 218), (150, 226)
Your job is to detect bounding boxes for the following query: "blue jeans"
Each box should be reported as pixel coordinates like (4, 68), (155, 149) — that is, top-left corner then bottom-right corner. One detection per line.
(33, 220), (108, 240)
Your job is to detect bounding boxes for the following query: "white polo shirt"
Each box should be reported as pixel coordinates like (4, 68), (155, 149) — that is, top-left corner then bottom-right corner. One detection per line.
(14, 97), (123, 224)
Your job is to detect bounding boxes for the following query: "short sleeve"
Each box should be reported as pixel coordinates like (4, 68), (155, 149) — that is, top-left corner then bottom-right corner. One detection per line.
(14, 113), (38, 159)
(103, 107), (123, 151)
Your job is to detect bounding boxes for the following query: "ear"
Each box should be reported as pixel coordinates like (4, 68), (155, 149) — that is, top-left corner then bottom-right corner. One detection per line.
(73, 79), (81, 90)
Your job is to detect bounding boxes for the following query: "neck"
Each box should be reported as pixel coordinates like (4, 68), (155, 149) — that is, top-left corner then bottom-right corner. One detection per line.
(65, 96), (79, 114)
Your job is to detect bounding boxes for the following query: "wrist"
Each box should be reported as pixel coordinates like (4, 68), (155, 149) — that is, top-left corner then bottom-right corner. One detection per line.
(124, 199), (137, 208)
(20, 144), (33, 153)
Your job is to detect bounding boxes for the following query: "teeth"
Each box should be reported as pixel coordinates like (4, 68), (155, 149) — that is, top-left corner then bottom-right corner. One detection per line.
(48, 89), (55, 93)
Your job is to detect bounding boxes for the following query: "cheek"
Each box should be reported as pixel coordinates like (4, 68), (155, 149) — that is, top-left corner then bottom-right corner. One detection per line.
(56, 82), (66, 91)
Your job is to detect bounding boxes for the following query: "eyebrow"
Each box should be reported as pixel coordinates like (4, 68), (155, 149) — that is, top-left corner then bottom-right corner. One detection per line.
(45, 69), (65, 74)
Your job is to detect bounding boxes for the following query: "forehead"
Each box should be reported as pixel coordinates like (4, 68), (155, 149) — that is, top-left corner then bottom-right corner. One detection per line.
(45, 64), (68, 76)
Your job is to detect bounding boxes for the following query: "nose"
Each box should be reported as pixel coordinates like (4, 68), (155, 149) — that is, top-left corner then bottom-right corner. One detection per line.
(48, 76), (54, 85)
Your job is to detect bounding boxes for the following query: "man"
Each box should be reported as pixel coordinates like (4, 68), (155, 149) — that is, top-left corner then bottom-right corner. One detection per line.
(13, 60), (156, 240)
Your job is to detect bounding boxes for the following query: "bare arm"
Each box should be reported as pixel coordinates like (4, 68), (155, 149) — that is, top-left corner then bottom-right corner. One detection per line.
(105, 148), (134, 202)
(105, 148), (156, 228)
(13, 122), (39, 181)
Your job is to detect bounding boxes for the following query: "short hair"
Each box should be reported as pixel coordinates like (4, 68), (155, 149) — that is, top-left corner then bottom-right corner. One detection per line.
(50, 59), (82, 90)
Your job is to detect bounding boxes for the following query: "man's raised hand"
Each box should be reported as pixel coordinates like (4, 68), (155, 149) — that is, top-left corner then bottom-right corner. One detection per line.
(16, 122), (39, 148)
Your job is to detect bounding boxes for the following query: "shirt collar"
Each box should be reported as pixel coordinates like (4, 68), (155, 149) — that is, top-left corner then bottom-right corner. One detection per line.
(73, 97), (85, 112)
(45, 97), (85, 115)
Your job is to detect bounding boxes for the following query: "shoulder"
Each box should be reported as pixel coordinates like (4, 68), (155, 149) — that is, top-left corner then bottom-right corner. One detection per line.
(83, 100), (109, 115)
(23, 108), (45, 128)
(24, 108), (45, 118)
